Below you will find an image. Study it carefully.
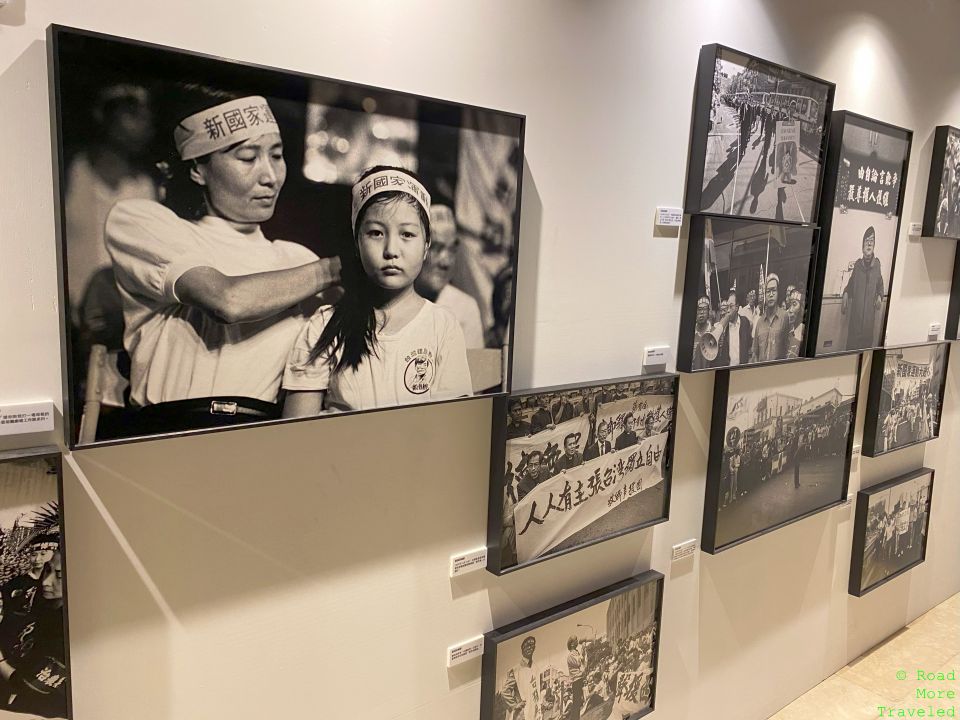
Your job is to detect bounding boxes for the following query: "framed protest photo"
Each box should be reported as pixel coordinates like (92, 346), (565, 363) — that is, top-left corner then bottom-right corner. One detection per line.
(0, 448), (71, 719)
(480, 570), (664, 720)
(921, 125), (960, 239)
(862, 343), (950, 457)
(486, 374), (677, 575)
(702, 354), (859, 554)
(677, 214), (818, 373)
(808, 112), (912, 356)
(948, 251), (960, 341)
(849, 468), (934, 597)
(685, 44), (834, 224)
(49, 25), (525, 448)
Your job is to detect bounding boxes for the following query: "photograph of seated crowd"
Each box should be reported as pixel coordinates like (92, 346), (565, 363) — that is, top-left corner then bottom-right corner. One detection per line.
(680, 215), (817, 372)
(491, 377), (676, 573)
(53, 29), (522, 446)
(922, 125), (960, 239)
(687, 45), (832, 224)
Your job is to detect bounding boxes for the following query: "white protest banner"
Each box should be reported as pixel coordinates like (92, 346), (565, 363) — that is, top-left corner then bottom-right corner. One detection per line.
(775, 120), (800, 181)
(505, 414), (592, 474)
(596, 394), (673, 448)
(513, 431), (668, 563)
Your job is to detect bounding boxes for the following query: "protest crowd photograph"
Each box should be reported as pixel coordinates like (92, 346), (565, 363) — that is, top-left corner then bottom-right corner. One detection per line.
(52, 29), (523, 446)
(925, 125), (960, 239)
(492, 377), (676, 573)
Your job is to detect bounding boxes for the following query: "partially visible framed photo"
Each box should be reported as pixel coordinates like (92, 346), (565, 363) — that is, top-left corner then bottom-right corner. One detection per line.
(849, 468), (934, 597)
(0, 447), (71, 719)
(481, 570), (664, 720)
(921, 125), (960, 239)
(702, 355), (859, 554)
(487, 374), (677, 575)
(677, 215), (818, 373)
(808, 111), (912, 356)
(946, 247), (960, 341)
(862, 343), (950, 457)
(684, 44), (835, 224)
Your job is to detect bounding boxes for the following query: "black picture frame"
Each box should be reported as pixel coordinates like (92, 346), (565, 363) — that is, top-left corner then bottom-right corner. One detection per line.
(0, 446), (72, 719)
(684, 43), (835, 225)
(946, 248), (960, 341)
(861, 342), (950, 457)
(480, 570), (664, 720)
(48, 24), (525, 449)
(677, 214), (820, 373)
(849, 467), (934, 597)
(807, 111), (912, 357)
(702, 354), (860, 554)
(921, 125), (960, 239)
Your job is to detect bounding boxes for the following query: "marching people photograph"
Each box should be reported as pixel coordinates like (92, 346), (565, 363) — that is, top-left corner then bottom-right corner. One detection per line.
(685, 45), (833, 224)
(850, 469), (934, 597)
(922, 125), (960, 239)
(703, 355), (859, 553)
(488, 376), (677, 574)
(678, 215), (817, 372)
(482, 572), (663, 720)
(51, 27), (524, 447)
(862, 343), (950, 457)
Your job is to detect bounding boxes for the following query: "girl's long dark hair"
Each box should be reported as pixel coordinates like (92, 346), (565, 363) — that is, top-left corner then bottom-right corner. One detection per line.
(308, 165), (431, 372)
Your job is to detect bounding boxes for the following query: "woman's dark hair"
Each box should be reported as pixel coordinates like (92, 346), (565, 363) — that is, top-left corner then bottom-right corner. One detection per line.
(307, 165), (431, 372)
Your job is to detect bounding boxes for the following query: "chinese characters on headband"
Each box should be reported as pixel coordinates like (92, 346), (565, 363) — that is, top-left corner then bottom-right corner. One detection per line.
(202, 103), (276, 141)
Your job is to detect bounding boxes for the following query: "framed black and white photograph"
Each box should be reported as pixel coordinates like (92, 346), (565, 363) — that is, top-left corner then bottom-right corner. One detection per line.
(808, 112), (912, 356)
(487, 375), (677, 575)
(0, 448), (70, 719)
(948, 250), (960, 341)
(702, 355), (859, 554)
(677, 214), (818, 373)
(921, 125), (960, 239)
(481, 571), (664, 720)
(849, 468), (934, 597)
(862, 343), (950, 457)
(49, 25), (524, 448)
(685, 44), (834, 224)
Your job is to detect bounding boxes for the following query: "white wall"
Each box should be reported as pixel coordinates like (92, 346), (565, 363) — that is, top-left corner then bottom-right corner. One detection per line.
(1, 1), (959, 719)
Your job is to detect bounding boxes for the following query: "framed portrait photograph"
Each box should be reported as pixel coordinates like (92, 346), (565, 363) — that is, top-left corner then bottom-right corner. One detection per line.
(702, 354), (859, 554)
(849, 468), (934, 597)
(921, 125), (960, 239)
(481, 570), (664, 720)
(684, 44), (835, 224)
(808, 112), (912, 356)
(0, 448), (70, 719)
(677, 215), (818, 373)
(48, 25), (525, 448)
(487, 375), (677, 575)
(862, 343), (950, 457)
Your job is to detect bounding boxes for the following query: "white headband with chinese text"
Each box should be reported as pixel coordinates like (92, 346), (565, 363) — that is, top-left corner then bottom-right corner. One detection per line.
(351, 169), (431, 230)
(174, 95), (280, 160)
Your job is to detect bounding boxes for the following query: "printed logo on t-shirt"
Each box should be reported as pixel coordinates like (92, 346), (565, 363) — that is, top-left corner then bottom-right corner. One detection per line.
(403, 348), (435, 395)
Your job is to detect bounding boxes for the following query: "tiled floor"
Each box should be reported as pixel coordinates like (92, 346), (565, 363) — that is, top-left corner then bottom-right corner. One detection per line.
(769, 593), (960, 719)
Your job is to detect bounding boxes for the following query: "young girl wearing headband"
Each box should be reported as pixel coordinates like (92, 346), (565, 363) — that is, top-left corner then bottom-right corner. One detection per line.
(282, 166), (472, 414)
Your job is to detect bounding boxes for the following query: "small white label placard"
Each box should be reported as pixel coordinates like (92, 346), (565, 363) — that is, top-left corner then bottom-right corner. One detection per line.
(656, 207), (683, 227)
(643, 345), (670, 370)
(929, 322), (942, 341)
(671, 538), (697, 561)
(0, 402), (54, 436)
(908, 222), (923, 237)
(450, 547), (487, 578)
(447, 636), (484, 668)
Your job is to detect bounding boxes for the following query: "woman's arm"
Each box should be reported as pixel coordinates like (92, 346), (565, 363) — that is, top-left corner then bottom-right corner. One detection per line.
(282, 390), (326, 418)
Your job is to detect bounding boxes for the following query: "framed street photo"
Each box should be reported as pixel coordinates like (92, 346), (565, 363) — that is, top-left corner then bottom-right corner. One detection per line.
(0, 448), (71, 719)
(702, 355), (859, 554)
(481, 571), (664, 720)
(808, 112), (912, 356)
(677, 215), (818, 373)
(685, 44), (835, 224)
(862, 343), (950, 457)
(487, 375), (677, 575)
(921, 126), (960, 239)
(49, 25), (525, 448)
(849, 468), (934, 597)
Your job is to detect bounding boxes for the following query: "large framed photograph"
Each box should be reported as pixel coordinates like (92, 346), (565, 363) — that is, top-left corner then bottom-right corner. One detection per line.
(49, 25), (524, 448)
(862, 343), (950, 457)
(487, 375), (677, 575)
(702, 355), (859, 554)
(481, 571), (664, 720)
(948, 250), (960, 341)
(808, 112), (912, 356)
(921, 125), (960, 239)
(684, 44), (834, 224)
(0, 448), (70, 719)
(849, 468), (934, 597)
(677, 214), (818, 373)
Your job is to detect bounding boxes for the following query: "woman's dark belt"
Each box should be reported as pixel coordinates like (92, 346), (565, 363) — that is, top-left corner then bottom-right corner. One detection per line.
(131, 396), (281, 435)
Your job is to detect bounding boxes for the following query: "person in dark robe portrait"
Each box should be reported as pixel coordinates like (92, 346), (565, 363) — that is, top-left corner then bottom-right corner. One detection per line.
(841, 226), (884, 351)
